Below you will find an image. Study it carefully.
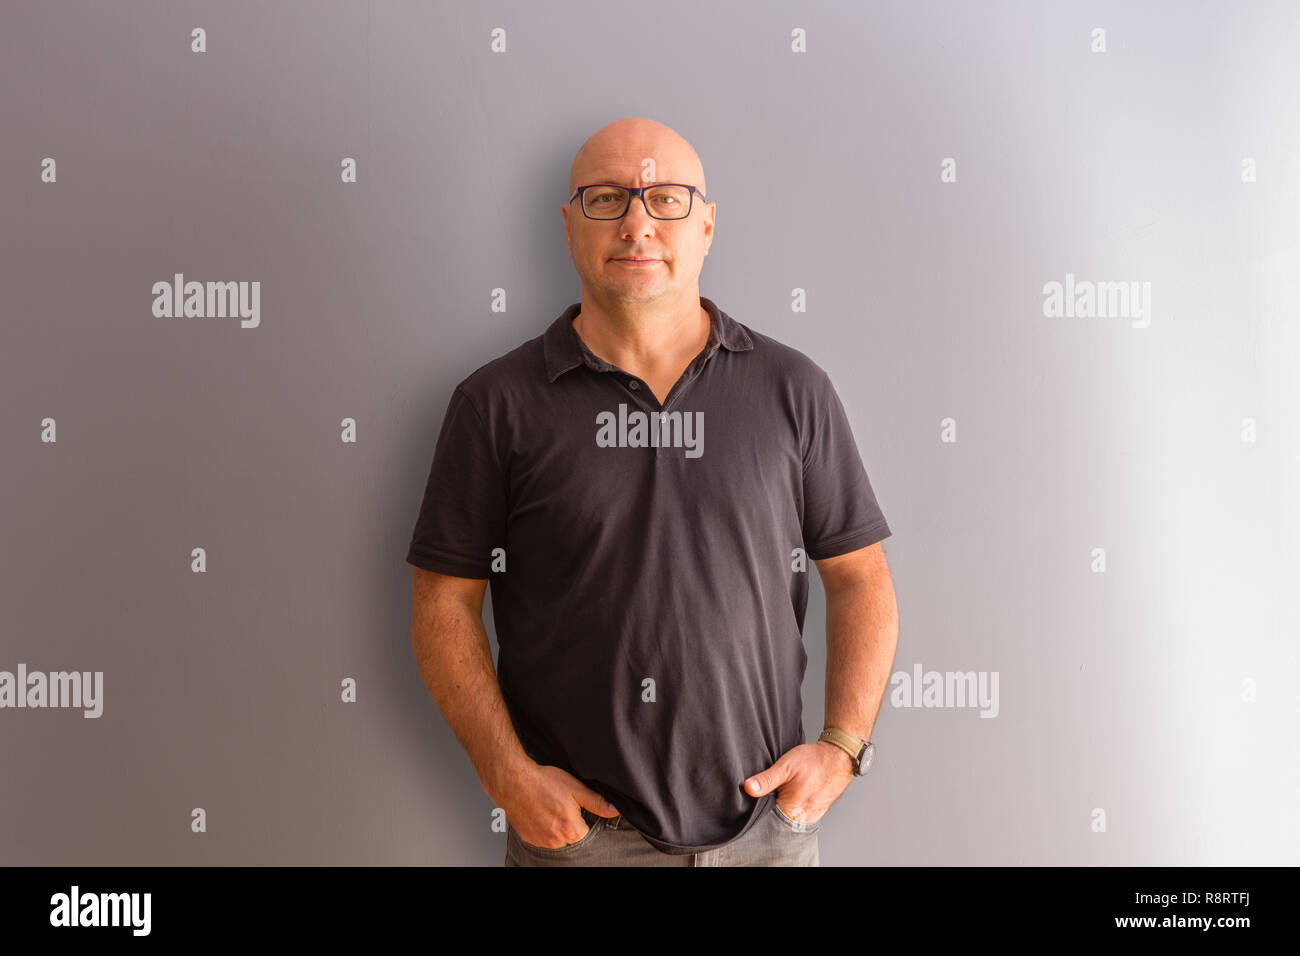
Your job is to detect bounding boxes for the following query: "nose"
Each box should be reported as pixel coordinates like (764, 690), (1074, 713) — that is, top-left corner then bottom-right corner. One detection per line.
(619, 194), (658, 240)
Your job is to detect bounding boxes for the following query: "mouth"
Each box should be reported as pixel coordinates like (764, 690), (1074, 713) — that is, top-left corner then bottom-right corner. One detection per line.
(612, 257), (661, 265)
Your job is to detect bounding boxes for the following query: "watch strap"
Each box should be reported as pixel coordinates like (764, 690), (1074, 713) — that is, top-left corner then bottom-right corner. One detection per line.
(818, 727), (867, 772)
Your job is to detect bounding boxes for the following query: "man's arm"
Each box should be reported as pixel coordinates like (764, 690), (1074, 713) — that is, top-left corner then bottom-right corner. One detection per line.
(816, 540), (899, 772)
(410, 567), (619, 847)
(741, 540), (898, 817)
(410, 567), (529, 799)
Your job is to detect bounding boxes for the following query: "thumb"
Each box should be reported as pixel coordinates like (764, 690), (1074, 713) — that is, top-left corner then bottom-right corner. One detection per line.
(576, 786), (620, 818)
(744, 757), (792, 798)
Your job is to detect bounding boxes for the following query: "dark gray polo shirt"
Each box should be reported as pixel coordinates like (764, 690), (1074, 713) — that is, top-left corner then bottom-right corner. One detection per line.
(406, 296), (891, 853)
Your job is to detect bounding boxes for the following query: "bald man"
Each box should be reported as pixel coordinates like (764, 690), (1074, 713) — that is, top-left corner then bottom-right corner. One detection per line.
(407, 117), (898, 866)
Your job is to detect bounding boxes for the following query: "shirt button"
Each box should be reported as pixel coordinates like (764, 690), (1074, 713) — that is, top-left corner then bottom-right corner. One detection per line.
(628, 380), (639, 389)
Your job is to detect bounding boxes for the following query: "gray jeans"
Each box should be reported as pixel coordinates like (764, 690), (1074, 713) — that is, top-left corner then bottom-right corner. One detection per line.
(504, 801), (820, 866)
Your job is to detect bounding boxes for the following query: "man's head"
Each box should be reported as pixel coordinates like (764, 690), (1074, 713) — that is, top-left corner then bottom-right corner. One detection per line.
(562, 117), (714, 309)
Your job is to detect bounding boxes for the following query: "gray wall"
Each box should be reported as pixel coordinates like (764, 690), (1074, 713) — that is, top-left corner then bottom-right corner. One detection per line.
(1, 0), (1296, 865)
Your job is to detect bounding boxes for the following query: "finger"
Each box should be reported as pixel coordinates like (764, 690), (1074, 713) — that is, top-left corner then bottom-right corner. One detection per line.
(534, 810), (591, 848)
(576, 786), (620, 817)
(743, 757), (793, 797)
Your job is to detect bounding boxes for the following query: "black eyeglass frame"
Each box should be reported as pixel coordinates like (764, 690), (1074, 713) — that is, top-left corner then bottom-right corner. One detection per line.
(568, 182), (709, 220)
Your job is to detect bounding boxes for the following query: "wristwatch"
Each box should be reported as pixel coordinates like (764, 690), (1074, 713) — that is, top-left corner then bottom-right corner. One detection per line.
(818, 727), (875, 776)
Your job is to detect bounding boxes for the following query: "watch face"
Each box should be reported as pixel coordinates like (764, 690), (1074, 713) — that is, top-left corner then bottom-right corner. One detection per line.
(857, 742), (875, 774)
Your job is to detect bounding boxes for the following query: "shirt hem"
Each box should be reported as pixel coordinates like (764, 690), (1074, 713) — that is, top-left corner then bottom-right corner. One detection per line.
(405, 548), (491, 579)
(805, 519), (892, 560)
(629, 793), (776, 855)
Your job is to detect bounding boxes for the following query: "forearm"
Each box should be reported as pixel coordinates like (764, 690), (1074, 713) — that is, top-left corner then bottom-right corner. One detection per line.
(824, 572), (899, 743)
(411, 597), (530, 801)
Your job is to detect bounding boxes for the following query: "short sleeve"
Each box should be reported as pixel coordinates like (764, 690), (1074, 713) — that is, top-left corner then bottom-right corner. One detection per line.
(405, 385), (507, 578)
(800, 369), (891, 559)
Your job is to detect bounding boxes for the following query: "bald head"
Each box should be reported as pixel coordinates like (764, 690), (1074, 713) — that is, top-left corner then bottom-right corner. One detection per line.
(569, 117), (707, 198)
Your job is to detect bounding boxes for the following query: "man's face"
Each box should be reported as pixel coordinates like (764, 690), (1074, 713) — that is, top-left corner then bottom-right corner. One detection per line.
(562, 158), (714, 307)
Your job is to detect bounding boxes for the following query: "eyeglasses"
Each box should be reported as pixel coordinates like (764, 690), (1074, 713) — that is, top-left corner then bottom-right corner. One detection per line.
(568, 182), (707, 220)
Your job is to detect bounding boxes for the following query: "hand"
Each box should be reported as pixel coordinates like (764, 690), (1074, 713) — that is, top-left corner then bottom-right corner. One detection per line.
(490, 759), (620, 849)
(742, 741), (856, 825)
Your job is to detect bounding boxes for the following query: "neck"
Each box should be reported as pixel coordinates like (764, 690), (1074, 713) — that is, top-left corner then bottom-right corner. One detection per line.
(572, 290), (709, 370)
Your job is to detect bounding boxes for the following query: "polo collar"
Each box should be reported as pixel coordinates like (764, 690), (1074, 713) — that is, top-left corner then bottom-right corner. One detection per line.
(543, 296), (753, 383)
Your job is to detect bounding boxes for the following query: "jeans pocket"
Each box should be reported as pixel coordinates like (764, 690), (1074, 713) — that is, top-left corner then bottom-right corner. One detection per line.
(772, 800), (821, 834)
(511, 815), (604, 857)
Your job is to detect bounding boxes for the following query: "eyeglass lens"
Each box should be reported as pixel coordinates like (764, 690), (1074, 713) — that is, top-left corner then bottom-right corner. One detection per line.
(583, 185), (693, 219)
